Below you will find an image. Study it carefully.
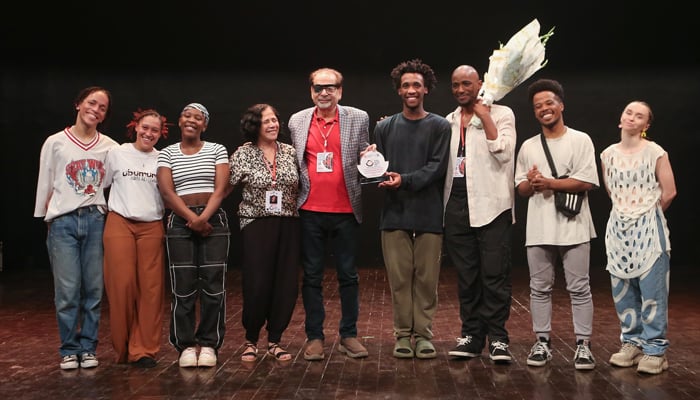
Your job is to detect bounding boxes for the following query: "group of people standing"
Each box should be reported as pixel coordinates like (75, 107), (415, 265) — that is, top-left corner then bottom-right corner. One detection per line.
(33, 59), (676, 376)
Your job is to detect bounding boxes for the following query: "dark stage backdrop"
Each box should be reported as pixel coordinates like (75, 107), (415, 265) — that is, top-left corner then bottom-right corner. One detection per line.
(1, 2), (697, 272)
(2, 68), (696, 272)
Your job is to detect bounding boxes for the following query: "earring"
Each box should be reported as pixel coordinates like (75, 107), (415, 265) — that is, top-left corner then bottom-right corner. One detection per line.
(641, 131), (647, 138)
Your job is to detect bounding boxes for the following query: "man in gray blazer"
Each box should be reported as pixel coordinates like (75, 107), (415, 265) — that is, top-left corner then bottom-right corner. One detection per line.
(288, 67), (370, 361)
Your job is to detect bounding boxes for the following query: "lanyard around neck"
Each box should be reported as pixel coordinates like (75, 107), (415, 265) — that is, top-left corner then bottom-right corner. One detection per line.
(261, 143), (278, 187)
(314, 118), (336, 150)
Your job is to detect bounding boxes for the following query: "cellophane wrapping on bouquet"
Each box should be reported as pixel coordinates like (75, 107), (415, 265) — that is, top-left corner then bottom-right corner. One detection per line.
(479, 18), (555, 106)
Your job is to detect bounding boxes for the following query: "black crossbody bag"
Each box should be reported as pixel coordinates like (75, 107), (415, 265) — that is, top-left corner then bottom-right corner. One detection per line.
(540, 134), (584, 218)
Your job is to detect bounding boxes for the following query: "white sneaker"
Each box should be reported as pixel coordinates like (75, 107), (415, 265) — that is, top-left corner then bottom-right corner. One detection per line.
(179, 347), (198, 368)
(80, 353), (99, 368)
(60, 354), (79, 370)
(198, 347), (217, 367)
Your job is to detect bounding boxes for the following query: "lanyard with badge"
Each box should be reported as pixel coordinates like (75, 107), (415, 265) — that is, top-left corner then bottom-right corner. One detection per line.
(315, 118), (335, 173)
(263, 143), (282, 213)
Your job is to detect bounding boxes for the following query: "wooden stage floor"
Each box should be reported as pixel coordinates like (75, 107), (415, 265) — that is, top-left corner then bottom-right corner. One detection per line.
(1, 263), (698, 399)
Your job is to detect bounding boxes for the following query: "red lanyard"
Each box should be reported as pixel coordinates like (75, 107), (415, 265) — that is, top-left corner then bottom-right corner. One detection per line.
(314, 118), (336, 150)
(261, 143), (278, 187)
(459, 121), (466, 157)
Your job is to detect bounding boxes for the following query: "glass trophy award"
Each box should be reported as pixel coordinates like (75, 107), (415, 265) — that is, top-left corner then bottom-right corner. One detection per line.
(357, 150), (389, 184)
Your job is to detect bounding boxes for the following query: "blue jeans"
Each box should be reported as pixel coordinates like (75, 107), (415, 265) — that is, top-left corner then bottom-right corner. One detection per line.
(46, 205), (105, 357)
(611, 212), (670, 355)
(165, 207), (230, 351)
(300, 210), (359, 340)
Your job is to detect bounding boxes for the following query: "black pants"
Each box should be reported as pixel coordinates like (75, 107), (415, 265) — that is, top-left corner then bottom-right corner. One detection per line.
(241, 217), (300, 344)
(444, 192), (512, 348)
(165, 207), (230, 352)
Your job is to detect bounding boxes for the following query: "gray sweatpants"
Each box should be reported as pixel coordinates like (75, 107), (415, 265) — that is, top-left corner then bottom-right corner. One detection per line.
(526, 242), (593, 342)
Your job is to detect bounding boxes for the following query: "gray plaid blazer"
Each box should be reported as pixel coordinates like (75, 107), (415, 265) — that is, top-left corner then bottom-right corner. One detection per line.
(288, 105), (370, 223)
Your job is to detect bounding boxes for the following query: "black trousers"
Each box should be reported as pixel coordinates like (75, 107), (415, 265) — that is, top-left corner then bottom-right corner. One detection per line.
(240, 217), (300, 344)
(444, 192), (513, 348)
(165, 207), (230, 352)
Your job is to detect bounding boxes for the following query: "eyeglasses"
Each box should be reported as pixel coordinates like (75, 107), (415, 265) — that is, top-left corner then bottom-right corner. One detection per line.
(312, 84), (340, 94)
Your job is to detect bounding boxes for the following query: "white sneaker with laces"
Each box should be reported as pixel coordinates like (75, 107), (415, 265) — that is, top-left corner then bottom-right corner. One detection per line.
(60, 354), (79, 370)
(80, 352), (99, 368)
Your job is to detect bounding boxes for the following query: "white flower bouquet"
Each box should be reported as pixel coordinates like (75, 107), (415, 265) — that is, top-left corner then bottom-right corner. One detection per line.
(478, 18), (555, 106)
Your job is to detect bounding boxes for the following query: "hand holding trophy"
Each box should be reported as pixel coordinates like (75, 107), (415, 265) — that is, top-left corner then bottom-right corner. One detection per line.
(358, 142), (389, 184)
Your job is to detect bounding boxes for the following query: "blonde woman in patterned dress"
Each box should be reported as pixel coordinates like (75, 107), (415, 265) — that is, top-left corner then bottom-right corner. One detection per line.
(600, 100), (677, 375)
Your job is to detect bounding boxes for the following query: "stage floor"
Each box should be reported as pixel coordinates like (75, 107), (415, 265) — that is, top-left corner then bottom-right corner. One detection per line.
(1, 263), (698, 400)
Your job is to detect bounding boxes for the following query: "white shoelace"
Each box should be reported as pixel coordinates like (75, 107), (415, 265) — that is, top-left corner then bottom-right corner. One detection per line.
(491, 341), (509, 351)
(455, 336), (474, 346)
(575, 344), (594, 360)
(531, 341), (551, 357)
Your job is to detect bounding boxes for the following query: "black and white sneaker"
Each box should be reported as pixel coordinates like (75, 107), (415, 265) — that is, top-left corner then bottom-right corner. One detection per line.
(574, 339), (596, 370)
(60, 354), (79, 370)
(489, 340), (512, 363)
(80, 352), (99, 369)
(527, 337), (552, 367)
(448, 335), (482, 358)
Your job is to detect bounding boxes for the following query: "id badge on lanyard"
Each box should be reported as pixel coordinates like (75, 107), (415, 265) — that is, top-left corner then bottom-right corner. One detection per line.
(265, 190), (282, 212)
(453, 156), (465, 177)
(316, 152), (333, 172)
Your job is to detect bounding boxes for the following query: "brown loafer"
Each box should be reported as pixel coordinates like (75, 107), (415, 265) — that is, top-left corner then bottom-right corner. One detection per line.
(338, 337), (369, 358)
(303, 339), (325, 361)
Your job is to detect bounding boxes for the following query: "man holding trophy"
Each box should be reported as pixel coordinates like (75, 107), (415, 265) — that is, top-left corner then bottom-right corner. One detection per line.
(289, 67), (371, 361)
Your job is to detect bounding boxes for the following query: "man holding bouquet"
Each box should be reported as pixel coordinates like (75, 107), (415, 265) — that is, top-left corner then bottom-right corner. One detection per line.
(442, 65), (517, 363)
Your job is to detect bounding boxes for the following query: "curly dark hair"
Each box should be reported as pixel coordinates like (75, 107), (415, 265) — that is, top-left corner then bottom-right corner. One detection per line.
(527, 78), (565, 104)
(125, 108), (170, 140)
(390, 58), (438, 92)
(240, 103), (282, 144)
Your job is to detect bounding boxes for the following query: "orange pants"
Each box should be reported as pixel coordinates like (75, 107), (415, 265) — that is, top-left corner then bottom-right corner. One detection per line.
(103, 212), (165, 363)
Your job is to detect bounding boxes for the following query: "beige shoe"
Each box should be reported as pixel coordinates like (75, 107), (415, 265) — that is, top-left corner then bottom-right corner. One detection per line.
(338, 337), (369, 358)
(393, 336), (414, 358)
(303, 339), (325, 361)
(636, 354), (668, 374)
(197, 347), (217, 367)
(609, 343), (643, 367)
(179, 347), (197, 368)
(415, 337), (437, 359)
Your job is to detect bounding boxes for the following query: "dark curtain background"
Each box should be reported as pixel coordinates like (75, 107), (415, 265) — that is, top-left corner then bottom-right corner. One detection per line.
(2, 2), (697, 272)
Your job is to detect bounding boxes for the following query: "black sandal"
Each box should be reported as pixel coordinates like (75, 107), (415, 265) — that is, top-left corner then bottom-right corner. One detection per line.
(268, 343), (292, 361)
(241, 342), (258, 362)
